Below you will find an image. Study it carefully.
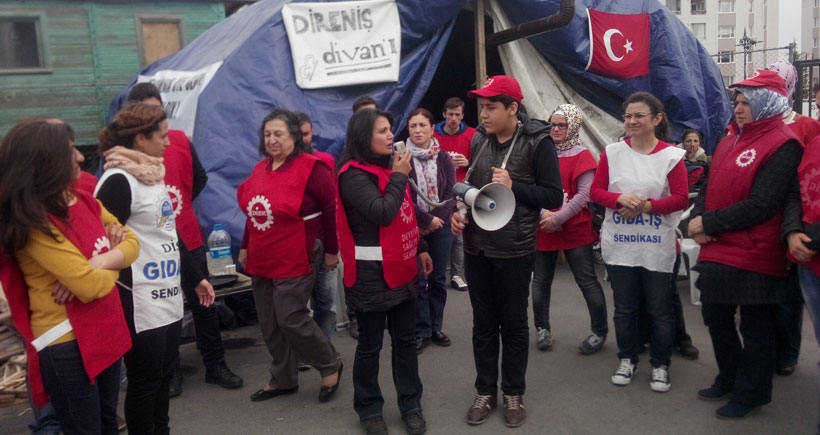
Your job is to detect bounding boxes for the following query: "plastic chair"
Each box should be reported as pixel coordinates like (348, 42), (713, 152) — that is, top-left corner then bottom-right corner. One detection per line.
(679, 238), (701, 305)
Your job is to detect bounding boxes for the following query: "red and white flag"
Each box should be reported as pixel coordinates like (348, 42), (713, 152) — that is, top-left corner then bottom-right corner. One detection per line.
(586, 8), (650, 78)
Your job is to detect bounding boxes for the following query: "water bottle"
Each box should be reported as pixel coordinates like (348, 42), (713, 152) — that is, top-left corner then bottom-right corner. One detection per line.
(207, 224), (234, 276)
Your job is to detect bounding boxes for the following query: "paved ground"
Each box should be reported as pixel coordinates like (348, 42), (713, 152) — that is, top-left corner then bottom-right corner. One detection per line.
(2, 262), (818, 434)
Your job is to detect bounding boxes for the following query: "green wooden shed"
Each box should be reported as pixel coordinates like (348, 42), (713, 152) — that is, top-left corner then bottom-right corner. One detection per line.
(0, 0), (227, 147)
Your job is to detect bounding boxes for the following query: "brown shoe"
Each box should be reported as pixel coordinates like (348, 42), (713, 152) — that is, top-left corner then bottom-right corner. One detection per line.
(466, 394), (497, 425)
(503, 395), (526, 428)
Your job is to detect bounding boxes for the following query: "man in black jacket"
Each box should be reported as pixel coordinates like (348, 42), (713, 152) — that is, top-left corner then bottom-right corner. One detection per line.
(452, 76), (563, 428)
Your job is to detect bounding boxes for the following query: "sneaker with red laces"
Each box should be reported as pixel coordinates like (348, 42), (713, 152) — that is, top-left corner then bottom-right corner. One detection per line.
(503, 394), (526, 427)
(466, 394), (497, 425)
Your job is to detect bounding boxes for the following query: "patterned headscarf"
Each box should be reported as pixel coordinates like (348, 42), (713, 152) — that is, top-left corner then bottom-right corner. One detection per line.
(550, 104), (583, 151)
(766, 60), (797, 100)
(734, 86), (790, 124)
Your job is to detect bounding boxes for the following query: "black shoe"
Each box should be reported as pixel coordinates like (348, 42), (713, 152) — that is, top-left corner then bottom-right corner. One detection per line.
(416, 337), (430, 354)
(205, 360), (244, 389)
(319, 363), (343, 403)
(430, 331), (451, 347)
(776, 364), (796, 376)
(716, 400), (760, 419)
(402, 412), (427, 435)
(250, 385), (298, 402)
(697, 385), (732, 401)
(678, 342), (700, 360)
(361, 416), (388, 435)
(349, 319), (359, 340)
(169, 362), (183, 398)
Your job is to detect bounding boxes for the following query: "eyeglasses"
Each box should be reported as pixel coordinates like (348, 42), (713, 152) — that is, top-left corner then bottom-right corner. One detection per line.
(622, 113), (651, 121)
(550, 123), (569, 130)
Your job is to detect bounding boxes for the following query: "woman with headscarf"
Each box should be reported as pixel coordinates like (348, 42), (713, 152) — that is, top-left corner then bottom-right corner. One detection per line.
(688, 70), (802, 419)
(531, 104), (608, 354)
(405, 108), (457, 353)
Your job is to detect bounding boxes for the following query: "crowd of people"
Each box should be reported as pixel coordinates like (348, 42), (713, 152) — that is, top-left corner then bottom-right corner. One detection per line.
(4, 60), (820, 435)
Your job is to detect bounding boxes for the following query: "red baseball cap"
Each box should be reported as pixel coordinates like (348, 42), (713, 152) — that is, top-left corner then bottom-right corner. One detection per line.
(729, 69), (788, 97)
(467, 75), (524, 102)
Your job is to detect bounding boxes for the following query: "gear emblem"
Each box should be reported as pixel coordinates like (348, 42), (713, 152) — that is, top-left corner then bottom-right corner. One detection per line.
(93, 236), (111, 257)
(166, 184), (183, 218)
(801, 167), (820, 212)
(247, 195), (274, 231)
(736, 149), (756, 168)
(400, 198), (413, 224)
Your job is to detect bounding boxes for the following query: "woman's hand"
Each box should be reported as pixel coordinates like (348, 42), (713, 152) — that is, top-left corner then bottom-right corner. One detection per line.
(491, 167), (512, 189)
(540, 215), (561, 233)
(195, 279), (215, 307)
(451, 208), (468, 235)
(392, 151), (412, 175)
(324, 252), (339, 270)
(428, 217), (444, 232)
(105, 222), (127, 247)
(238, 249), (247, 269)
(52, 282), (75, 305)
(617, 194), (645, 213)
(452, 153), (469, 168)
(688, 216), (715, 245)
(788, 232), (817, 263)
(419, 252), (433, 277)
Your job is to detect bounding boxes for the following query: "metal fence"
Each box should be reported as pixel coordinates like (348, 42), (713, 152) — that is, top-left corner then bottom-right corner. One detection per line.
(711, 45), (796, 87)
(794, 58), (820, 118)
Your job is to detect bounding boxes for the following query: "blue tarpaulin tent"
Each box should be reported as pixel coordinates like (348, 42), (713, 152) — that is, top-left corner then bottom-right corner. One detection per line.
(109, 0), (732, 249)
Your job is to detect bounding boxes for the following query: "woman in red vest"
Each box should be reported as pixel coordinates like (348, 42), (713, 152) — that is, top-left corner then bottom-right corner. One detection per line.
(533, 104), (607, 354)
(237, 109), (342, 403)
(336, 108), (432, 435)
(0, 119), (139, 433)
(688, 70), (802, 419)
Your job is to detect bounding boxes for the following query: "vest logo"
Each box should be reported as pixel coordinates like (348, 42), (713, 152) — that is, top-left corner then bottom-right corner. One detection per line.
(92, 236), (111, 257)
(156, 193), (176, 231)
(166, 184), (183, 218)
(248, 195), (274, 231)
(736, 149), (756, 168)
(801, 167), (820, 212)
(400, 198), (413, 224)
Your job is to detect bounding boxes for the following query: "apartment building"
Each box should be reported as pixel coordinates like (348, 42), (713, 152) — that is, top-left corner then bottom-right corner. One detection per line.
(804, 0), (819, 59)
(665, 0), (783, 86)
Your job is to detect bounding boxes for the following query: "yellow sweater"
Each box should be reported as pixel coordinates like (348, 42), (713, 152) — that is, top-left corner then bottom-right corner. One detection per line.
(15, 201), (140, 344)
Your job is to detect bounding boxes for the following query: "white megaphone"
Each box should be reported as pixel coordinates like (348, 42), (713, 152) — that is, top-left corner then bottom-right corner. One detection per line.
(453, 182), (516, 231)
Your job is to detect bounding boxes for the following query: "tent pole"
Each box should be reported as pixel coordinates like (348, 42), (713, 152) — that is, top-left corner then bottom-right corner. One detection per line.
(474, 0), (487, 113)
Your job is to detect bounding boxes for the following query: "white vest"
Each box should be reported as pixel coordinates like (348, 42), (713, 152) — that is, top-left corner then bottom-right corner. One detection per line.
(600, 142), (685, 273)
(97, 169), (183, 333)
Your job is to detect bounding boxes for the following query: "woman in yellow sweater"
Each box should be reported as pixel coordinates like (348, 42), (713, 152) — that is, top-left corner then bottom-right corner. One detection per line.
(0, 118), (140, 434)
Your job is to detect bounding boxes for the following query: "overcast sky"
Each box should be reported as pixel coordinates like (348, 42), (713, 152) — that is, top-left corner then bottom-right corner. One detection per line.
(779, 1), (801, 47)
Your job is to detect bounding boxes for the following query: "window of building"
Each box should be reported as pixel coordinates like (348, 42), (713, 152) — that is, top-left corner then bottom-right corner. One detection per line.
(137, 16), (183, 67)
(815, 36), (819, 48)
(691, 23), (706, 40)
(718, 26), (735, 38)
(722, 75), (735, 87)
(0, 17), (45, 70)
(692, 0), (707, 14)
(748, 0), (754, 13)
(718, 0), (735, 13)
(666, 0), (681, 14)
(717, 52), (734, 63)
(815, 16), (819, 28)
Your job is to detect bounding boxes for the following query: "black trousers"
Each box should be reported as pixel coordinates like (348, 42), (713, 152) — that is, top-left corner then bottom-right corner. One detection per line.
(465, 252), (533, 396)
(702, 302), (776, 406)
(181, 245), (225, 367)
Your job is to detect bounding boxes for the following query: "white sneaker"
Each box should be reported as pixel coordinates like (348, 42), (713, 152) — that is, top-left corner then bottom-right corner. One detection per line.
(650, 365), (671, 392)
(611, 359), (635, 386)
(450, 275), (468, 290)
(536, 328), (553, 351)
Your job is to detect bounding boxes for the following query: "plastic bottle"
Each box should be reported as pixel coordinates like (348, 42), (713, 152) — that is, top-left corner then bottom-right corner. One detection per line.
(207, 223), (234, 276)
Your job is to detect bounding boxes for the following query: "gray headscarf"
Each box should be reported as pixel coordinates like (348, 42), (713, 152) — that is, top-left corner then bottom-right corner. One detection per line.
(733, 86), (789, 124)
(550, 104), (583, 151)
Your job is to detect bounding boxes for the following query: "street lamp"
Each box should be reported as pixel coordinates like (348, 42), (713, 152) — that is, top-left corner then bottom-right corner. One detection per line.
(738, 29), (758, 80)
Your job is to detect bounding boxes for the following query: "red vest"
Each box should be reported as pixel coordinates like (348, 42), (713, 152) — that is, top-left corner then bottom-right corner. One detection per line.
(788, 115), (820, 148)
(698, 117), (797, 276)
(237, 154), (316, 279)
(797, 135), (820, 275)
(3, 190), (131, 406)
(336, 161), (419, 289)
(164, 130), (204, 249)
(537, 149), (597, 251)
(434, 127), (475, 182)
(72, 171), (98, 196)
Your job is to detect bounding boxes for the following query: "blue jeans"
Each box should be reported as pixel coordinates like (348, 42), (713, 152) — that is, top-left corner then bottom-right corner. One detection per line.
(353, 299), (422, 420)
(531, 244), (608, 336)
(38, 340), (121, 435)
(311, 239), (338, 339)
(415, 227), (454, 338)
(449, 233), (465, 278)
(799, 266), (820, 433)
(607, 265), (675, 367)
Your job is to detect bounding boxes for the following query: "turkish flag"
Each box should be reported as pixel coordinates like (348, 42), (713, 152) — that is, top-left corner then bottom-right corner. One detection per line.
(586, 9), (650, 78)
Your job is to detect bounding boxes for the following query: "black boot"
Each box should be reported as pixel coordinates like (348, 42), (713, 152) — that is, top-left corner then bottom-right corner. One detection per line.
(205, 360), (244, 389)
(169, 360), (183, 398)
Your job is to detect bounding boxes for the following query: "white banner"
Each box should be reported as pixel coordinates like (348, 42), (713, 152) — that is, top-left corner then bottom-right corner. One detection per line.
(282, 0), (401, 89)
(137, 61), (223, 137)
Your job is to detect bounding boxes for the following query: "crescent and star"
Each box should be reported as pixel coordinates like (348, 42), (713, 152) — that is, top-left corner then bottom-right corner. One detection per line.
(603, 28), (633, 62)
